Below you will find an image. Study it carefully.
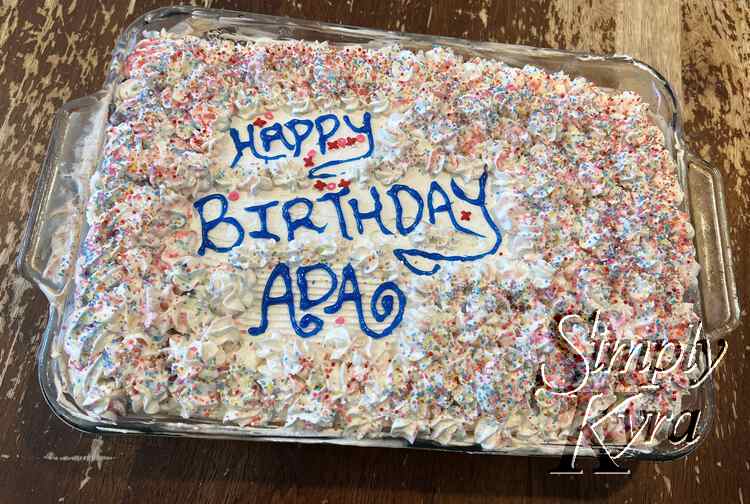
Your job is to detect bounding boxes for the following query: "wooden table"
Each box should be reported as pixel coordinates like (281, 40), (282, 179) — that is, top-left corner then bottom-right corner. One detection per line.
(0, 1), (747, 502)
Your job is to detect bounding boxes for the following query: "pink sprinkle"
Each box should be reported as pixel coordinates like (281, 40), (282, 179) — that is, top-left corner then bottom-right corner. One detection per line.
(356, 134), (365, 142)
(337, 138), (347, 147)
(326, 182), (337, 190)
(307, 149), (316, 158)
(264, 111), (274, 119)
(335, 316), (345, 325)
(228, 191), (240, 201)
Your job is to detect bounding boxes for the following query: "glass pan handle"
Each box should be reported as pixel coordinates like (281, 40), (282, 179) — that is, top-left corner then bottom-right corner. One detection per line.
(17, 91), (109, 304)
(686, 151), (741, 337)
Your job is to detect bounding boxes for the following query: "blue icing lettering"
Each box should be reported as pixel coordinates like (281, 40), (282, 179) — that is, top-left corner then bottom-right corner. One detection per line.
(193, 170), (502, 339)
(386, 184), (424, 235)
(281, 197), (327, 241)
(244, 201), (281, 242)
(348, 186), (393, 236)
(259, 122), (294, 153)
(317, 187), (353, 240)
(250, 262), (405, 340)
(307, 112), (375, 179)
(315, 113), (340, 154)
(297, 263), (338, 310)
(323, 264), (406, 339)
(229, 124), (285, 167)
(229, 111), (375, 179)
(248, 262), (323, 338)
(427, 179), (483, 238)
(394, 171), (502, 276)
(194, 194), (244, 255)
(284, 118), (314, 157)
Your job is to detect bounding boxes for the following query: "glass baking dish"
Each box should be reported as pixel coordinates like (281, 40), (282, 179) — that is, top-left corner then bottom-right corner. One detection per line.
(18, 6), (740, 460)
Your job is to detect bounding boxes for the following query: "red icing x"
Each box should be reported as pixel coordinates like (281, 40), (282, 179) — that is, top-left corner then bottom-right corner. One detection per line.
(314, 180), (327, 191)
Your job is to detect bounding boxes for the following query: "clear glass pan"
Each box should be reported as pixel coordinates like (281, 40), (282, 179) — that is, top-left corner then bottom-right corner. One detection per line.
(17, 6), (740, 460)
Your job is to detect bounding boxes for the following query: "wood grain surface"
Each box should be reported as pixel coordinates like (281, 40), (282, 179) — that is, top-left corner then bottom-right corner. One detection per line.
(0, 1), (748, 502)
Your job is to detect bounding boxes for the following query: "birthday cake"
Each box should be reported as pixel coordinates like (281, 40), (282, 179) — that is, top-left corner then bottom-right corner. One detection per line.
(61, 31), (700, 449)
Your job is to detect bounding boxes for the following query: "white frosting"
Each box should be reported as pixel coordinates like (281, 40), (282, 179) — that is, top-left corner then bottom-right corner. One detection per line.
(59, 34), (700, 452)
